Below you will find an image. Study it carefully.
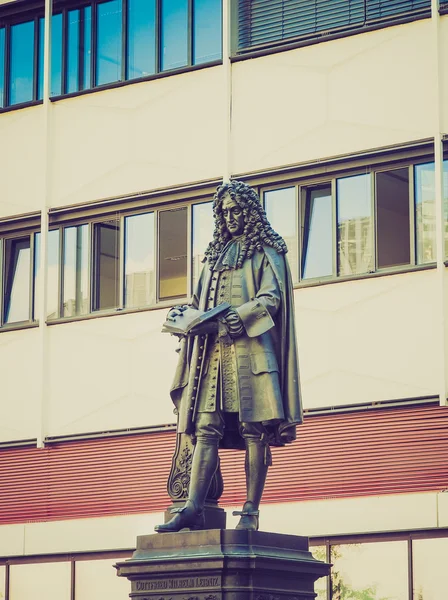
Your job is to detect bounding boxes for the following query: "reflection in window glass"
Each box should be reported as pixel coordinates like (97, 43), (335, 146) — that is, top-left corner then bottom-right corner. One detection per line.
(161, 0), (188, 71)
(125, 213), (155, 308)
(310, 545), (328, 600)
(10, 562), (71, 600)
(265, 187), (298, 282)
(0, 28), (5, 108)
(127, 0), (156, 79)
(192, 202), (213, 292)
(415, 161), (448, 264)
(337, 174), (373, 276)
(4, 237), (31, 324)
(331, 542), (408, 600)
(51, 13), (63, 96)
(67, 10), (81, 93)
(75, 559), (130, 600)
(83, 6), (92, 89)
(301, 185), (333, 280)
(34, 230), (61, 321)
(10, 20), (35, 105)
(63, 225), (89, 317)
(413, 538), (448, 600)
(159, 208), (188, 300)
(376, 168), (410, 269)
(193, 0), (222, 64)
(96, 0), (123, 86)
(94, 220), (120, 311)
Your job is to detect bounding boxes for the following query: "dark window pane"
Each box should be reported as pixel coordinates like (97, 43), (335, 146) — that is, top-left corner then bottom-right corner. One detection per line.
(301, 185), (333, 280)
(51, 13), (63, 97)
(4, 237), (31, 324)
(63, 225), (89, 317)
(192, 202), (213, 291)
(124, 213), (155, 308)
(161, 0), (188, 71)
(331, 542), (408, 599)
(93, 220), (120, 311)
(376, 168), (410, 269)
(83, 6), (92, 89)
(264, 187), (298, 282)
(10, 21), (35, 105)
(96, 0), (123, 86)
(159, 208), (187, 300)
(38, 18), (44, 100)
(193, 0), (222, 65)
(337, 174), (373, 276)
(67, 10), (80, 93)
(127, 0), (156, 79)
(34, 230), (60, 320)
(0, 28), (5, 107)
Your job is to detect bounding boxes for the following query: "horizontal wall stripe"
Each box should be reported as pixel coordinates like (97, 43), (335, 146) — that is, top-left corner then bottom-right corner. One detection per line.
(0, 404), (447, 524)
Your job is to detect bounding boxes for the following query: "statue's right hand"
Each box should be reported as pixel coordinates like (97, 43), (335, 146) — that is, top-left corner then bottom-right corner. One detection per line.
(166, 305), (189, 322)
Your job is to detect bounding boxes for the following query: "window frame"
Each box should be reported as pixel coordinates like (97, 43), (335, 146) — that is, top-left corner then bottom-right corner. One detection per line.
(0, 0), (223, 111)
(257, 151), (442, 286)
(232, 0), (432, 59)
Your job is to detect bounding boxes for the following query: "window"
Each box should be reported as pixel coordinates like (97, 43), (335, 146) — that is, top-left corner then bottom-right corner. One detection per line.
(300, 184), (333, 280)
(376, 168), (410, 269)
(75, 559), (129, 600)
(9, 20), (35, 105)
(261, 157), (448, 284)
(0, 0), (222, 108)
(34, 229), (61, 320)
(414, 161), (448, 264)
(192, 202), (213, 290)
(63, 225), (89, 318)
(337, 174), (373, 277)
(0, 28), (4, 108)
(93, 219), (121, 311)
(413, 538), (448, 598)
(264, 187), (299, 282)
(96, 0), (123, 86)
(127, 0), (156, 79)
(3, 237), (32, 324)
(124, 213), (155, 308)
(10, 562), (71, 600)
(159, 208), (188, 301)
(236, 0), (431, 54)
(161, 0), (189, 72)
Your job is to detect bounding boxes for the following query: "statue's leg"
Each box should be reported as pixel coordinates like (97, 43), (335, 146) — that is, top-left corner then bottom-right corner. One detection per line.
(233, 423), (272, 531)
(155, 412), (222, 533)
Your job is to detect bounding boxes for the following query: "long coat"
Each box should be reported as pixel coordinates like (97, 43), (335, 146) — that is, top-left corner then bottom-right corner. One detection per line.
(170, 245), (303, 448)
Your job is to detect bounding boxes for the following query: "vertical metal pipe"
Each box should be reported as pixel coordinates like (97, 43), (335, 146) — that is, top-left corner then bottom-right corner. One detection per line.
(222, 0), (232, 182)
(431, 0), (447, 406)
(37, 0), (53, 447)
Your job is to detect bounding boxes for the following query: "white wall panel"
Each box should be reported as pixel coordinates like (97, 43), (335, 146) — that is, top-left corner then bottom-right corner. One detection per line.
(50, 67), (225, 208)
(296, 270), (438, 408)
(0, 106), (45, 218)
(0, 492), (440, 557)
(232, 20), (435, 174)
(0, 329), (40, 442)
(47, 309), (179, 436)
(46, 268), (438, 437)
(440, 16), (448, 135)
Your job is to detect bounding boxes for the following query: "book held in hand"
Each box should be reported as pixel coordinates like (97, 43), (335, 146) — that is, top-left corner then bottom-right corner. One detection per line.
(162, 302), (231, 336)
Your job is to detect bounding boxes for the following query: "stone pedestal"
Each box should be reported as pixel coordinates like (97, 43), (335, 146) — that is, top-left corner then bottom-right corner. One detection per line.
(115, 529), (330, 600)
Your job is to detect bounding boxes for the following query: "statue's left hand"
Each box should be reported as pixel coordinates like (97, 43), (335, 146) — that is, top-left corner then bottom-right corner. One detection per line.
(166, 305), (189, 322)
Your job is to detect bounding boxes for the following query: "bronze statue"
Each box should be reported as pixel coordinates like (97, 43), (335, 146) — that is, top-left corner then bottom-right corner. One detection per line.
(155, 180), (302, 533)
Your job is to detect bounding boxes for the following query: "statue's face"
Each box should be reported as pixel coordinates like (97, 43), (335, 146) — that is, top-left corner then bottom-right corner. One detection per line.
(222, 193), (245, 237)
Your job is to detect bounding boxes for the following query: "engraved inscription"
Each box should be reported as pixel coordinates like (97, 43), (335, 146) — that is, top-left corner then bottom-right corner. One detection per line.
(135, 577), (220, 592)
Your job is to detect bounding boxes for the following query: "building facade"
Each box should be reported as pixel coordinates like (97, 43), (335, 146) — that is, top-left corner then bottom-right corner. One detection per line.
(0, 0), (448, 598)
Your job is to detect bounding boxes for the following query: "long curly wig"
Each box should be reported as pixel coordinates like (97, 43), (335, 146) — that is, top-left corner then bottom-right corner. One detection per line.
(204, 180), (288, 269)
